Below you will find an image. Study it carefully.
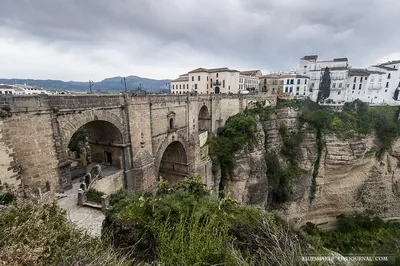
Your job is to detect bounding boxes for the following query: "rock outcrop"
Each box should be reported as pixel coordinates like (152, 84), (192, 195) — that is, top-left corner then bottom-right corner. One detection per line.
(219, 107), (400, 228)
(221, 118), (268, 206)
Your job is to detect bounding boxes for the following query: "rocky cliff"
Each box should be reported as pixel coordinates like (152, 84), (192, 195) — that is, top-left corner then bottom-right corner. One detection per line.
(218, 105), (400, 228)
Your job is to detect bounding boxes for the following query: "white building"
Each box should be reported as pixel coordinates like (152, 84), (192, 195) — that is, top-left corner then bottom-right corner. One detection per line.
(281, 74), (310, 98)
(239, 70), (262, 93)
(0, 84), (27, 95)
(171, 67), (262, 95)
(296, 55), (400, 105)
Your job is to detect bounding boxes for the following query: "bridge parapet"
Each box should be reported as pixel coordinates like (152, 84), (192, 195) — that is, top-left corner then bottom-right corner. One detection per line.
(0, 94), (125, 112)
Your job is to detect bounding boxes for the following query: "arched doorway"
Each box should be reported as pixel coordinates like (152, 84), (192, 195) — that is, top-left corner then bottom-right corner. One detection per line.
(158, 141), (188, 183)
(214, 87), (220, 94)
(198, 105), (211, 133)
(67, 120), (124, 180)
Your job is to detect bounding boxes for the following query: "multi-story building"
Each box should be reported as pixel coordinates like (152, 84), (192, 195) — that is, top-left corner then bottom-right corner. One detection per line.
(239, 70), (262, 93)
(281, 74), (310, 97)
(171, 67), (262, 95)
(171, 74), (189, 94)
(298, 55), (349, 101)
(259, 74), (283, 94)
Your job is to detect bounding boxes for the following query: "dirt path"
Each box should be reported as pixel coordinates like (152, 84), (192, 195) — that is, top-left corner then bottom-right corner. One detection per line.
(57, 181), (105, 237)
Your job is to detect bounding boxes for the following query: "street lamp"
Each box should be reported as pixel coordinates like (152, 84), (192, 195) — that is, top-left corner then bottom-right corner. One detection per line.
(121, 77), (128, 92)
(88, 80), (94, 94)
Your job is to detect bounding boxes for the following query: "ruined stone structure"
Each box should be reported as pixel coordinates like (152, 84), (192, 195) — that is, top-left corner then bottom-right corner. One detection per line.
(0, 93), (275, 194)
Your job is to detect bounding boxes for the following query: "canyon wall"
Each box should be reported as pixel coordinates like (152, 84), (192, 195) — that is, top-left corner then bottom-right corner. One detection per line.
(220, 107), (400, 228)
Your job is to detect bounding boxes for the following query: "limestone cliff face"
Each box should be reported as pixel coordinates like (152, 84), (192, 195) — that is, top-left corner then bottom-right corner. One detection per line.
(220, 107), (400, 227)
(221, 118), (268, 206)
(281, 134), (400, 228)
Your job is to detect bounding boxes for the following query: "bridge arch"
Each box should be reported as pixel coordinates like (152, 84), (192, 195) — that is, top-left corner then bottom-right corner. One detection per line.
(155, 133), (189, 184)
(198, 105), (211, 133)
(58, 110), (130, 188)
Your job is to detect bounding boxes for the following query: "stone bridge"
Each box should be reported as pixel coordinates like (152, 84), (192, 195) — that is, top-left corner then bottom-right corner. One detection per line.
(0, 93), (276, 194)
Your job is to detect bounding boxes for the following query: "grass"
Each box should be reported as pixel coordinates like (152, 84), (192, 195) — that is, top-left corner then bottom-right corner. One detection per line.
(0, 201), (129, 266)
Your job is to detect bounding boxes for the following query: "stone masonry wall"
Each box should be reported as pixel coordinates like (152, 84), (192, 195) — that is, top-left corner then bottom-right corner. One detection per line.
(0, 119), (21, 187)
(3, 112), (59, 190)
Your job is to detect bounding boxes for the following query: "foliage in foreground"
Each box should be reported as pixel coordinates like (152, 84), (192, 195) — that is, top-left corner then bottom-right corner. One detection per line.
(104, 175), (315, 265)
(303, 214), (400, 262)
(0, 201), (129, 266)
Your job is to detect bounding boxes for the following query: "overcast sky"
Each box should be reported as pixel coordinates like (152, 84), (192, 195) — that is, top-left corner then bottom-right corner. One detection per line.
(1, 0), (399, 81)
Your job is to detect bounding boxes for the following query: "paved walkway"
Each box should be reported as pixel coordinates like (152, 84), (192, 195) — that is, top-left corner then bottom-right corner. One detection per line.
(57, 181), (105, 237)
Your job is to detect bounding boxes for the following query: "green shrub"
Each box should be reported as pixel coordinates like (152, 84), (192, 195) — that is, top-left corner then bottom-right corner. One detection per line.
(0, 192), (15, 205)
(103, 176), (311, 265)
(0, 202), (129, 265)
(208, 114), (257, 175)
(86, 188), (105, 204)
(303, 214), (400, 262)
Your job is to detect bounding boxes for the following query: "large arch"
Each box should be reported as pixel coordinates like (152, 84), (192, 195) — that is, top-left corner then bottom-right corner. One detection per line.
(57, 110), (130, 189)
(198, 105), (211, 133)
(158, 141), (188, 183)
(155, 133), (189, 184)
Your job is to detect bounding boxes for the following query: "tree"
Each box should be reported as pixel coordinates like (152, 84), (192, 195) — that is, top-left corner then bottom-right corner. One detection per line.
(317, 67), (331, 103)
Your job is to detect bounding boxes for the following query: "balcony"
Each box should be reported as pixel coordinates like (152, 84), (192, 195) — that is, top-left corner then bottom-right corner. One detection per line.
(213, 81), (221, 86)
(368, 86), (383, 90)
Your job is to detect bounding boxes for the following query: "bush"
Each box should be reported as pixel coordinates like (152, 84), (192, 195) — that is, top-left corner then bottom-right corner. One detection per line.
(208, 114), (257, 175)
(303, 214), (400, 261)
(0, 202), (129, 265)
(0, 192), (15, 205)
(86, 188), (105, 204)
(103, 176), (312, 265)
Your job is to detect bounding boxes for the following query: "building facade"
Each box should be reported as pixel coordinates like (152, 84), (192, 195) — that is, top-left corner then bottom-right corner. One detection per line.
(171, 67), (262, 95)
(297, 55), (400, 105)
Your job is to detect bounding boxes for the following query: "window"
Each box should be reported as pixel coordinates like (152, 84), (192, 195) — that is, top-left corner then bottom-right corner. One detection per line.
(332, 83), (336, 88)
(223, 80), (225, 88)
(305, 79), (307, 84)
(286, 79), (290, 85)
(210, 79), (213, 88)
(179, 84), (182, 89)
(338, 91), (341, 95)
(339, 83), (342, 88)
(371, 76), (374, 82)
(290, 79), (294, 85)
(207, 84), (209, 90)
(359, 84), (362, 90)
(347, 83), (350, 88)
(172, 85), (175, 90)
(216, 73), (219, 78)
(297, 79), (300, 85)
(311, 83), (315, 88)
(352, 91), (355, 93)
(296, 86), (300, 91)
(388, 73), (391, 79)
(360, 77), (363, 82)
(169, 118), (174, 130)
(354, 77), (357, 82)
(378, 83), (382, 88)
(195, 84), (197, 90)
(353, 84), (356, 90)
(385, 89), (388, 92)
(379, 75), (382, 82)
(386, 82), (389, 88)
(207, 76), (209, 81)
(285, 86), (288, 92)
(198, 76), (200, 81)
(192, 76), (194, 81)
(290, 87), (293, 92)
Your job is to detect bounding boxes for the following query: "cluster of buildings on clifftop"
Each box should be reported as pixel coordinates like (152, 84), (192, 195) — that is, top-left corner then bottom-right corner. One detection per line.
(171, 55), (400, 106)
(0, 84), (49, 95)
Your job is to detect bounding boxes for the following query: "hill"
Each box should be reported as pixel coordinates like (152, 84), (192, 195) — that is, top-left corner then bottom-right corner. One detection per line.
(0, 75), (171, 93)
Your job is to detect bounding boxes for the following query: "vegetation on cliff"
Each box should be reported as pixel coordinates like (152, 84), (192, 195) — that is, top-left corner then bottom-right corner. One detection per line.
(208, 113), (258, 175)
(303, 214), (400, 262)
(103, 175), (313, 265)
(209, 98), (400, 205)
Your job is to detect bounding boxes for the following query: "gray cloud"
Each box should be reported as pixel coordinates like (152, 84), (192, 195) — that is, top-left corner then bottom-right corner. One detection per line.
(0, 0), (399, 80)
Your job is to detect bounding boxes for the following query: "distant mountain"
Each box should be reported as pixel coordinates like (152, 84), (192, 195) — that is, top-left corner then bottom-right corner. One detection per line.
(0, 75), (171, 93)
